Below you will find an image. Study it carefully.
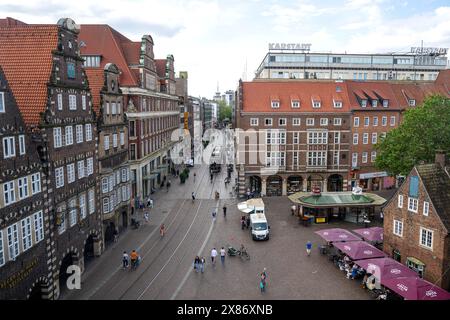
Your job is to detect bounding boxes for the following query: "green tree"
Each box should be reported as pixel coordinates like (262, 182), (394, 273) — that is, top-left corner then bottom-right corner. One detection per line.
(375, 95), (450, 176)
(218, 100), (232, 122)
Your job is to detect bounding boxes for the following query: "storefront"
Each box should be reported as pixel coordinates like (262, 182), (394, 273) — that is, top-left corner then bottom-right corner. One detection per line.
(359, 171), (389, 191)
(287, 176), (302, 194)
(266, 175), (282, 196)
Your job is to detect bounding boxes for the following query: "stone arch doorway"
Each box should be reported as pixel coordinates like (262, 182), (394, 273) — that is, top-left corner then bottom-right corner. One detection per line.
(249, 176), (262, 194)
(121, 210), (128, 230)
(84, 234), (96, 266)
(59, 252), (78, 298)
(104, 222), (116, 248)
(327, 174), (344, 192)
(307, 174), (324, 192)
(287, 176), (303, 194)
(266, 175), (282, 196)
(28, 279), (50, 300)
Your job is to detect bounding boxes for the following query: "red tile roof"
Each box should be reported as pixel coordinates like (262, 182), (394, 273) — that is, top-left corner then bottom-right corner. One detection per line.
(0, 25), (59, 125)
(346, 81), (401, 110)
(84, 68), (105, 114)
(79, 24), (138, 86)
(155, 59), (166, 78)
(0, 17), (27, 27)
(121, 42), (141, 65)
(241, 81), (351, 112)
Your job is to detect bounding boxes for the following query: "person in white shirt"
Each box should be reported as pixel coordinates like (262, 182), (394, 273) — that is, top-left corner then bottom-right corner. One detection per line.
(220, 247), (226, 265)
(211, 248), (218, 265)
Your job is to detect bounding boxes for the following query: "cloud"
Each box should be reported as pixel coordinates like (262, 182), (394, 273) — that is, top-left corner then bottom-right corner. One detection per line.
(110, 19), (183, 38)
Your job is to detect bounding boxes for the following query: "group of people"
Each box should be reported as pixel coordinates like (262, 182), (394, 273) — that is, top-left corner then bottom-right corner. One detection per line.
(122, 250), (141, 269)
(241, 215), (251, 230)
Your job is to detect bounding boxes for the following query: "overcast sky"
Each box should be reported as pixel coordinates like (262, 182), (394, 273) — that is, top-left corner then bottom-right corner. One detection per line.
(1, 0), (449, 98)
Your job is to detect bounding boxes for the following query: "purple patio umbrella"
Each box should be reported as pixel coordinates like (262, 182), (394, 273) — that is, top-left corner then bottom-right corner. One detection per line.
(354, 257), (418, 282)
(333, 241), (386, 260)
(382, 277), (450, 300)
(352, 227), (383, 242)
(314, 228), (362, 242)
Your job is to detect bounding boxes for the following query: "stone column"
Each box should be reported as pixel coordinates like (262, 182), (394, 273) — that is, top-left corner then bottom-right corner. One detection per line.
(282, 178), (287, 196)
(302, 177), (308, 192)
(261, 178), (267, 197)
(323, 177), (328, 192)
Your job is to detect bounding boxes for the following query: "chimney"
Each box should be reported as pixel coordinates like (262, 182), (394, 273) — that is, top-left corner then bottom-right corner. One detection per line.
(435, 151), (447, 168)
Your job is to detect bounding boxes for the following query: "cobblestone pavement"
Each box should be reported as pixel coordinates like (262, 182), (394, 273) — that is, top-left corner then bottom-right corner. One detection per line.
(64, 163), (384, 300)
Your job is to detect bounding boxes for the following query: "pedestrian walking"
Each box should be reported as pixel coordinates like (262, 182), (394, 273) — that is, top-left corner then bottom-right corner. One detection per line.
(122, 251), (129, 269)
(291, 204), (296, 216)
(200, 257), (206, 273)
(220, 247), (226, 265)
(144, 211), (149, 223)
(191, 192), (195, 202)
(211, 248), (218, 265)
(210, 173), (213, 182)
(241, 216), (246, 230)
(223, 205), (227, 218)
(113, 229), (119, 242)
(306, 240), (312, 256)
(260, 279), (265, 293)
(261, 267), (268, 281)
(212, 210), (216, 222)
(194, 256), (200, 273)
(246, 216), (250, 229)
(194, 172), (196, 183)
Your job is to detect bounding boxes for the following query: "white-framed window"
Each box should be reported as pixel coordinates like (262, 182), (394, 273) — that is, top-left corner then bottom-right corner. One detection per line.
(333, 100), (342, 108)
(122, 186), (127, 202)
(0, 231), (4, 266)
(19, 135), (26, 155)
(353, 133), (359, 145)
(334, 132), (340, 144)
(106, 102), (110, 115)
(76, 125), (83, 143)
(352, 153), (358, 167)
(102, 177), (109, 194)
(79, 193), (86, 220)
(21, 216), (32, 252)
(393, 220), (403, 237)
(333, 150), (339, 165)
(279, 118), (287, 126)
(33, 211), (44, 243)
(116, 170), (121, 185)
(250, 118), (258, 126)
(398, 194), (403, 208)
(333, 118), (342, 126)
(89, 189), (95, 214)
(383, 100), (389, 107)
(353, 117), (360, 127)
(3, 181), (15, 205)
(31, 173), (41, 195)
(85, 124), (92, 141)
(265, 151), (285, 167)
(320, 118), (328, 126)
(87, 158), (93, 176)
(373, 117), (378, 127)
(264, 118), (272, 126)
(0, 92), (5, 113)
(55, 167), (64, 188)
(293, 151), (299, 166)
(67, 163), (75, 183)
(371, 151), (377, 162)
(120, 132), (125, 146)
(371, 99), (377, 107)
(69, 198), (77, 227)
(65, 126), (73, 146)
(112, 102), (117, 115)
(363, 133), (369, 144)
(307, 151), (327, 167)
(291, 100), (300, 108)
(109, 175), (114, 192)
(306, 118), (314, 126)
(372, 133), (378, 144)
(78, 160), (85, 179)
(292, 118), (301, 126)
(7, 223), (19, 260)
(3, 136), (15, 158)
(57, 205), (66, 235)
(53, 127), (62, 148)
(307, 131), (327, 144)
(423, 201), (429, 216)
(69, 95), (77, 110)
(265, 130), (286, 145)
(408, 197), (418, 213)
(104, 135), (110, 151)
(362, 152), (368, 163)
(57, 93), (63, 110)
(390, 116), (396, 126)
(408, 99), (416, 107)
(364, 117), (369, 126)
(103, 197), (110, 214)
(271, 101), (280, 108)
(420, 227), (433, 249)
(312, 101), (321, 108)
(382, 116), (387, 126)
(293, 132), (300, 144)
(361, 99), (367, 108)
(121, 168), (127, 183)
(18, 177), (29, 199)
(82, 95), (87, 110)
(113, 134), (118, 148)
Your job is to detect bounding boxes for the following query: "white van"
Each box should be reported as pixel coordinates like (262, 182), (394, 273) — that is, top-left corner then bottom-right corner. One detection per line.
(249, 213), (270, 241)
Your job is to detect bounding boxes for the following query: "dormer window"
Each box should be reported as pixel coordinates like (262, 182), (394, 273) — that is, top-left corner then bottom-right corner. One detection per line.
(271, 100), (280, 108)
(291, 100), (300, 108)
(408, 99), (416, 106)
(361, 99), (367, 108)
(333, 100), (342, 108)
(382, 100), (389, 107)
(371, 99), (378, 107)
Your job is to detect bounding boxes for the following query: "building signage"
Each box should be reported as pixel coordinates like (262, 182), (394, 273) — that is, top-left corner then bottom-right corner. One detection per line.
(269, 43), (311, 51)
(359, 172), (388, 179)
(410, 47), (447, 55)
(184, 112), (189, 129)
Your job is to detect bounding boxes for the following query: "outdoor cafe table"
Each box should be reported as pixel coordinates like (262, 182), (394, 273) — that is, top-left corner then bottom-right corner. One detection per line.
(332, 241), (386, 260)
(352, 227), (383, 242)
(314, 228), (362, 243)
(382, 277), (450, 300)
(354, 257), (418, 283)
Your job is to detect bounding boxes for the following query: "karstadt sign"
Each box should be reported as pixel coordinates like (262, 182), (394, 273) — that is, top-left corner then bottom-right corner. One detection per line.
(269, 43), (311, 51)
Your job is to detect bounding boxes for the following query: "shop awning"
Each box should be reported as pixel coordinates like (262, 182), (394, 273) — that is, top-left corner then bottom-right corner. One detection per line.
(315, 228), (362, 243)
(406, 257), (425, 266)
(288, 191), (387, 208)
(237, 198), (264, 214)
(382, 277), (450, 300)
(352, 227), (384, 242)
(333, 241), (386, 260)
(354, 258), (418, 283)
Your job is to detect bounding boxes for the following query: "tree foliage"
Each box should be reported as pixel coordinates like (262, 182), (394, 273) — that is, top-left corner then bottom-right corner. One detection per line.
(375, 95), (450, 176)
(218, 100), (232, 122)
